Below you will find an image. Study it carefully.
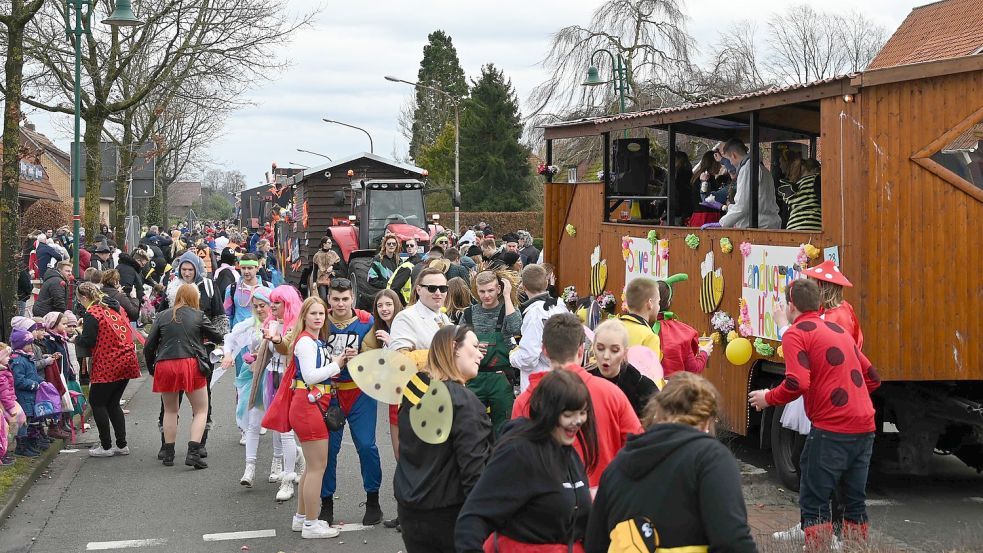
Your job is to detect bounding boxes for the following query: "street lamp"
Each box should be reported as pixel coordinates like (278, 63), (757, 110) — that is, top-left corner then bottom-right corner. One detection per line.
(68, 0), (142, 277)
(296, 148), (332, 161)
(384, 75), (461, 235)
(322, 119), (373, 154)
(287, 162), (310, 169)
(583, 49), (629, 116)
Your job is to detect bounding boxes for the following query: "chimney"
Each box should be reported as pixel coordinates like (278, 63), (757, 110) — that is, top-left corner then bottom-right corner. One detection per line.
(25, 122), (36, 131)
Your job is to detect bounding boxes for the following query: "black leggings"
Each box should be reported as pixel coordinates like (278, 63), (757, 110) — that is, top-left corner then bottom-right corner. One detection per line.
(89, 380), (129, 450)
(397, 504), (459, 553)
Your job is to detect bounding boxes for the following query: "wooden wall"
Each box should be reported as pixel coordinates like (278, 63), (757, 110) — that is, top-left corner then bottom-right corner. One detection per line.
(854, 70), (983, 381)
(544, 182), (605, 296)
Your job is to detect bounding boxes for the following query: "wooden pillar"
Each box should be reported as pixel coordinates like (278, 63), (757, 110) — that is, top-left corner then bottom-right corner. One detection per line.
(668, 125), (676, 225)
(749, 111), (760, 229)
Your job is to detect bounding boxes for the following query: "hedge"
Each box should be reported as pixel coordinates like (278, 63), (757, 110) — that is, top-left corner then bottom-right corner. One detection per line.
(18, 200), (70, 239)
(434, 211), (543, 238)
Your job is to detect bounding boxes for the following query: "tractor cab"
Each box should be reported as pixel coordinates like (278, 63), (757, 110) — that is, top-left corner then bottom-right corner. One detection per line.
(360, 178), (429, 250)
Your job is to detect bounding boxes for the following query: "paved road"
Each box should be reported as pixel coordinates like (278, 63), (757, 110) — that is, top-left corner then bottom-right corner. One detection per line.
(0, 374), (407, 553)
(4, 374), (983, 553)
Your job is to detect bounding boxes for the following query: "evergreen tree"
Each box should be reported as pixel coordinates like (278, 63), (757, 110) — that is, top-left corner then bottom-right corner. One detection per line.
(408, 30), (468, 161)
(416, 122), (456, 212)
(460, 64), (531, 212)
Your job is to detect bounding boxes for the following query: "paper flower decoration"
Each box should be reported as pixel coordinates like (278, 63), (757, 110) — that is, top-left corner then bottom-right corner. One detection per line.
(726, 330), (739, 343)
(565, 224), (577, 237)
(737, 298), (754, 337)
(710, 332), (722, 344)
(739, 241), (752, 257)
(647, 230), (659, 245)
(597, 170), (607, 181)
(561, 286), (578, 303)
(685, 234), (700, 249)
(776, 345), (784, 359)
(621, 235), (632, 260)
(597, 291), (617, 313)
(804, 244), (821, 259)
(659, 240), (670, 260)
(537, 163), (559, 177)
(711, 311), (735, 334)
(720, 237), (733, 254)
(754, 338), (775, 357)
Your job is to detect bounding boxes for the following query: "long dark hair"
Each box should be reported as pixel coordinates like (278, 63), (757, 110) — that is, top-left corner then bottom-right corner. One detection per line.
(502, 370), (598, 473)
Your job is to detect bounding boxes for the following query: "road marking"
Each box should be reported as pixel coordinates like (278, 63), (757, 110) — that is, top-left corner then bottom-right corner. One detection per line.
(86, 539), (167, 550)
(202, 529), (276, 541)
(865, 499), (900, 506)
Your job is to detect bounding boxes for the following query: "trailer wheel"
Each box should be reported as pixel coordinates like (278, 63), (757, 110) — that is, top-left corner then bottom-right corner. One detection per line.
(771, 404), (806, 491)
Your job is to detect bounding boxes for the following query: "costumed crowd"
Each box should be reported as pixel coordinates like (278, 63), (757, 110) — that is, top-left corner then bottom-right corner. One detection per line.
(0, 218), (878, 553)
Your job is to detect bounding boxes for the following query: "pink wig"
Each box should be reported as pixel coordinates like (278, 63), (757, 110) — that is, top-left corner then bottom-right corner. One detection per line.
(269, 285), (303, 330)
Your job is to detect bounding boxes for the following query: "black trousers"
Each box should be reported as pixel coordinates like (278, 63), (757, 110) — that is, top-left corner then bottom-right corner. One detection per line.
(397, 504), (460, 553)
(89, 380), (129, 450)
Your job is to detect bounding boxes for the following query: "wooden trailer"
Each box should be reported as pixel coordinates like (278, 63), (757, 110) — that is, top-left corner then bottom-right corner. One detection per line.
(541, 54), (983, 486)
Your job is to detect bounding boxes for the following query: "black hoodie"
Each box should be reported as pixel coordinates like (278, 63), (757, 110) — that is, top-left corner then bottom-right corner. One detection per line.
(584, 423), (757, 553)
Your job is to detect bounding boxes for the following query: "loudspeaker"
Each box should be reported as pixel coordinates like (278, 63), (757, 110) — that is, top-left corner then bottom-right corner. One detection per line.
(611, 138), (650, 195)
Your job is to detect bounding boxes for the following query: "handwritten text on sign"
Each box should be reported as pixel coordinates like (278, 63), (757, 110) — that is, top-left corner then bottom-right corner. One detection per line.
(624, 237), (669, 285)
(742, 245), (805, 340)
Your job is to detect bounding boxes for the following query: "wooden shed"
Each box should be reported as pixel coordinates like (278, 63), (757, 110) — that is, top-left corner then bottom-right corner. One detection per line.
(280, 152), (426, 282)
(541, 54), (983, 479)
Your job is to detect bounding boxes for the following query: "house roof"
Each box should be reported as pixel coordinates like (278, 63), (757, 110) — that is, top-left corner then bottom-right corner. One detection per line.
(868, 0), (983, 70)
(941, 123), (983, 152)
(0, 143), (61, 202)
(292, 152), (425, 185)
(168, 181), (201, 208)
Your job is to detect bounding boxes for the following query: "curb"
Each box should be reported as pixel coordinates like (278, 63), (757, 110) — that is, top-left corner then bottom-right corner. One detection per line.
(0, 374), (149, 529)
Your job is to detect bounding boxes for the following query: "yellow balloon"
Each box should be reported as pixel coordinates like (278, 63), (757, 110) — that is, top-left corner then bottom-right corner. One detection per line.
(725, 337), (753, 365)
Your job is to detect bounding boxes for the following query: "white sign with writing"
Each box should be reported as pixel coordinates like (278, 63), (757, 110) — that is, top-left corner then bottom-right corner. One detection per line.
(742, 245), (806, 340)
(624, 237), (669, 285)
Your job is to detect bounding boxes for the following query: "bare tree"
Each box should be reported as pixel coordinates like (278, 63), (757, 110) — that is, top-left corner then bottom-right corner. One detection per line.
(17, 0), (314, 235)
(0, 0), (44, 340)
(839, 11), (887, 73)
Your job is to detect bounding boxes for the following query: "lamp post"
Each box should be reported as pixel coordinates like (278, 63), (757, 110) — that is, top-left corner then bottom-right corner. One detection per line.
(67, 0), (142, 277)
(296, 148), (332, 161)
(582, 48), (629, 116)
(384, 75), (460, 235)
(287, 162), (310, 169)
(322, 119), (373, 154)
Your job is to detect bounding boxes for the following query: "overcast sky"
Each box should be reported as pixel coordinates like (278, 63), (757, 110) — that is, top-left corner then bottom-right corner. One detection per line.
(25, 0), (920, 187)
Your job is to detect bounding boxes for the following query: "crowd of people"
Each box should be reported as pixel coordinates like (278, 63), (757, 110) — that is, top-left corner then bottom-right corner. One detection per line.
(0, 216), (877, 553)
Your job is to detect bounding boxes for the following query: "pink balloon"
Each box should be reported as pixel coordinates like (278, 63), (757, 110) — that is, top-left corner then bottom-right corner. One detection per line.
(626, 345), (663, 383)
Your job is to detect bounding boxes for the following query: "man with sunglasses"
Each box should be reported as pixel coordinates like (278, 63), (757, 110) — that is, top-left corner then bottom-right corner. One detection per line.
(388, 239), (425, 306)
(317, 278), (383, 527)
(389, 268), (452, 352)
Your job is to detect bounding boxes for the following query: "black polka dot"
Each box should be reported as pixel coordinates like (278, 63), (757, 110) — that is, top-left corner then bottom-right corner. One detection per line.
(830, 388), (849, 407)
(797, 321), (817, 332)
(356, 365), (364, 372)
(867, 366), (881, 384)
(785, 375), (800, 391)
(825, 322), (845, 334)
(420, 420), (427, 427)
(797, 351), (811, 370)
(850, 370), (863, 388)
(395, 386), (402, 394)
(437, 405), (445, 413)
(436, 428), (443, 436)
(826, 347), (846, 366)
(414, 403), (422, 410)
(377, 358), (386, 365)
(374, 383), (381, 390)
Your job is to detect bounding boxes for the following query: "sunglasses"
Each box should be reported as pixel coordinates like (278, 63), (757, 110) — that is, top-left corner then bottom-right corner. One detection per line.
(419, 284), (449, 293)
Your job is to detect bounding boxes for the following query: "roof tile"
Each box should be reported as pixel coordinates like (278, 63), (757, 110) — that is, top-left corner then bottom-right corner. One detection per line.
(868, 0), (983, 70)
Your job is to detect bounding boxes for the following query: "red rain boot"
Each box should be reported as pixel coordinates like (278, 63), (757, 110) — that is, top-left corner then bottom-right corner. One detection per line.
(842, 520), (870, 545)
(804, 522), (834, 553)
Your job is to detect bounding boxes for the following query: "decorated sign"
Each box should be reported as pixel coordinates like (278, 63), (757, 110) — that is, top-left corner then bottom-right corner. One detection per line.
(699, 251), (723, 313)
(624, 237), (669, 285)
(741, 245), (806, 340)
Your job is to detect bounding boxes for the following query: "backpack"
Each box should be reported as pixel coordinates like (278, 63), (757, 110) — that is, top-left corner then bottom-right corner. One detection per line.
(34, 381), (63, 418)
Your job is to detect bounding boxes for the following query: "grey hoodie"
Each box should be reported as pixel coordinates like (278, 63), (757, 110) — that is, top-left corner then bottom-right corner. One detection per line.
(165, 251), (206, 306)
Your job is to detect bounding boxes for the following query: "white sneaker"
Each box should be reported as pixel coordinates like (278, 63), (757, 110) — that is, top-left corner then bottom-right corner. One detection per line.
(291, 514), (306, 532)
(239, 431), (246, 446)
(260, 427), (267, 435)
(110, 446), (130, 456)
(774, 523), (805, 541)
(301, 520), (340, 539)
(276, 474), (295, 501)
(240, 462), (256, 487)
(269, 456), (283, 483)
(88, 446), (114, 457)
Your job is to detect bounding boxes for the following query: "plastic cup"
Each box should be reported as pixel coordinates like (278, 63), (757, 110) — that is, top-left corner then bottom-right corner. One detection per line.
(268, 321), (280, 337)
(698, 336), (712, 347)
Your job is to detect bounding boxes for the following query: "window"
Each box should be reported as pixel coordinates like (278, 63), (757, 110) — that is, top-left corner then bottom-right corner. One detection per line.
(929, 125), (983, 192)
(567, 166), (578, 183)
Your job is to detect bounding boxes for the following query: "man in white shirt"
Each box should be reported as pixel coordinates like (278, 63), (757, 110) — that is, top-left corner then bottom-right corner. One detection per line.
(510, 264), (568, 392)
(719, 138), (782, 229)
(389, 268), (452, 351)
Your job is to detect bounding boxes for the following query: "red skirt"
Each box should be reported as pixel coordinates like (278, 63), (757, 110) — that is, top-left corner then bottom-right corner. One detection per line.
(153, 358), (207, 393)
(288, 388), (332, 442)
(483, 533), (585, 553)
(389, 403), (399, 425)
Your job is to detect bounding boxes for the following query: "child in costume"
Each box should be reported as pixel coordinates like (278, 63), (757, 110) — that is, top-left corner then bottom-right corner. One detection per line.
(0, 343), (26, 465)
(10, 329), (45, 456)
(654, 274), (714, 377)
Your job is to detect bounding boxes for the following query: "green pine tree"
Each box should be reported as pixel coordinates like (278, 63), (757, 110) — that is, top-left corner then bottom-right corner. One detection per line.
(409, 30), (467, 161)
(416, 121), (456, 212)
(460, 64), (531, 212)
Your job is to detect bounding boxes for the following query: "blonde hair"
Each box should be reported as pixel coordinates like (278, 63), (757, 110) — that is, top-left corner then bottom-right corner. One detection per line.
(643, 372), (719, 430)
(444, 277), (473, 319)
(470, 269), (518, 306)
(818, 280), (843, 309)
(426, 325), (472, 384)
(289, 297), (331, 359)
(625, 277), (659, 313)
(593, 319), (629, 347)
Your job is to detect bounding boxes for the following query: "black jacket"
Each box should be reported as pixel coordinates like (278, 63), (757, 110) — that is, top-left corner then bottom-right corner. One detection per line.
(32, 268), (70, 316)
(456, 430), (591, 552)
(394, 378), (492, 511)
(584, 424), (757, 553)
(588, 363), (658, 418)
(18, 269), (33, 302)
(213, 266), (238, 303)
(519, 245), (539, 267)
(101, 285), (139, 322)
(116, 254), (145, 305)
(144, 307), (223, 376)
